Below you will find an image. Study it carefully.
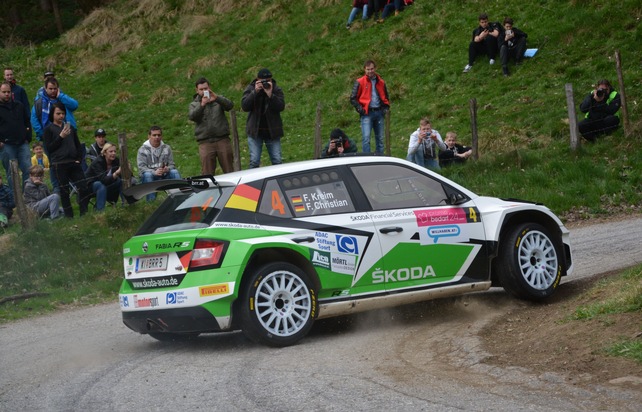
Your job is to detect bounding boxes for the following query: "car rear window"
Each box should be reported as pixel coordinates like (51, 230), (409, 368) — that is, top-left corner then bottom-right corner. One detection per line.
(135, 187), (234, 235)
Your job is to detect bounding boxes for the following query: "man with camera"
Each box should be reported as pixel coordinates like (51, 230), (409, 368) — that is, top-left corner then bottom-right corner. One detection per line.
(188, 77), (234, 175)
(321, 128), (358, 158)
(241, 68), (285, 168)
(406, 117), (447, 171)
(350, 60), (390, 154)
(463, 13), (501, 73)
(578, 79), (621, 142)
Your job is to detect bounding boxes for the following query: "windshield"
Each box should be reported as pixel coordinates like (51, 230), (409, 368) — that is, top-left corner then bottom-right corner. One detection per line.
(135, 187), (234, 235)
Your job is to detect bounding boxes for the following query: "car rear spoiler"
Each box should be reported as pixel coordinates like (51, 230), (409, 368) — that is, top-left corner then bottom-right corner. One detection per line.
(123, 176), (218, 203)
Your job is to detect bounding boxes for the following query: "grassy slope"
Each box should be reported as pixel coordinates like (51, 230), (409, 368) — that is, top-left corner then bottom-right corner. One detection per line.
(0, 0), (641, 320)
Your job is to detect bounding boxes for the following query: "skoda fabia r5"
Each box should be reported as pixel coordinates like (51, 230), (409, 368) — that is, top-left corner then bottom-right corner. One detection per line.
(119, 156), (573, 347)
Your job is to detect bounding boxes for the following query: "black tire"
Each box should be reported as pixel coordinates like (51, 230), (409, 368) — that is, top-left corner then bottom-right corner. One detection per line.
(497, 223), (563, 301)
(147, 332), (200, 342)
(240, 262), (317, 347)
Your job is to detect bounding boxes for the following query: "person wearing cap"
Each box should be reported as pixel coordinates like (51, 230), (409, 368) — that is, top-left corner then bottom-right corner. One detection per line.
(349, 59), (390, 154)
(86, 128), (110, 166)
(3, 67), (30, 112)
(321, 128), (358, 158)
(188, 77), (234, 175)
(241, 68), (285, 168)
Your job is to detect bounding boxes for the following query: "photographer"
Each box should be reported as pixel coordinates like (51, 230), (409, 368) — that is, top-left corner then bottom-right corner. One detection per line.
(321, 128), (358, 158)
(241, 68), (285, 168)
(578, 79), (621, 142)
(463, 13), (501, 73)
(407, 117), (447, 171)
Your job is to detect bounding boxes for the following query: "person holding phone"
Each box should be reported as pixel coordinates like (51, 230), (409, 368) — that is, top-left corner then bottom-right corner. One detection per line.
(463, 13), (501, 73)
(188, 77), (234, 175)
(136, 125), (180, 202)
(43, 102), (90, 218)
(498, 17), (528, 77)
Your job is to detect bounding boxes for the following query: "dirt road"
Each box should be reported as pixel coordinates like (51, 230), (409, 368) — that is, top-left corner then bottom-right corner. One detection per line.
(1, 217), (641, 411)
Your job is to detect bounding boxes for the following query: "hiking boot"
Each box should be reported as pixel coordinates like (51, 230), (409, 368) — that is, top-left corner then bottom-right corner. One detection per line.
(463, 64), (472, 73)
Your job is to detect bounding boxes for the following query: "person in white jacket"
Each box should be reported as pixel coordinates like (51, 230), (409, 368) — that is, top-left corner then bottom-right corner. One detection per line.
(406, 117), (447, 171)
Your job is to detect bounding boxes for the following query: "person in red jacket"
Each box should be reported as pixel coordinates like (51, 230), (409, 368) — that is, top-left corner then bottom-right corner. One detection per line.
(349, 60), (390, 154)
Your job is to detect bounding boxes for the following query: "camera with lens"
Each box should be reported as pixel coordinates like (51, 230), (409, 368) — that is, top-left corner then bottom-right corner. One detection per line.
(595, 88), (607, 99)
(331, 138), (343, 148)
(260, 79), (271, 89)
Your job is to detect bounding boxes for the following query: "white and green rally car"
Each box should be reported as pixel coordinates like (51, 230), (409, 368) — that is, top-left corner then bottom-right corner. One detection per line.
(119, 156), (573, 347)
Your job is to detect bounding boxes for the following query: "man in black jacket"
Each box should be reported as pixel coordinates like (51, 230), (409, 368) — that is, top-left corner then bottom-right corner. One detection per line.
(0, 81), (32, 189)
(241, 68), (285, 168)
(498, 17), (528, 77)
(578, 79), (621, 142)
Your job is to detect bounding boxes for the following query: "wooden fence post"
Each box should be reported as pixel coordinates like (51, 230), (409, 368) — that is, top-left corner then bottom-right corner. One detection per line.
(565, 83), (580, 151)
(230, 110), (241, 171)
(118, 132), (133, 191)
(314, 103), (322, 159)
(9, 160), (35, 230)
(614, 50), (631, 137)
(469, 98), (479, 160)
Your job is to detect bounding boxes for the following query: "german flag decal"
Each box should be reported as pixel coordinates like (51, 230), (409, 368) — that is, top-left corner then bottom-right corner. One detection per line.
(226, 184), (261, 212)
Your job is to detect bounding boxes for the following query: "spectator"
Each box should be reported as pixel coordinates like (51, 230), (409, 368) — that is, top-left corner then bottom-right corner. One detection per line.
(31, 141), (50, 170)
(498, 17), (527, 77)
(407, 117), (446, 171)
(137, 125), (180, 202)
(3, 67), (30, 112)
(241, 68), (286, 168)
(43, 102), (90, 218)
(439, 131), (472, 167)
(578, 79), (621, 142)
(321, 128), (358, 158)
(0, 81), (32, 188)
(23, 165), (61, 219)
(31, 76), (78, 141)
(346, 0), (368, 29)
(188, 77), (234, 175)
(86, 143), (122, 211)
(0, 173), (14, 227)
(380, 0), (407, 21)
(368, 0), (385, 23)
(32, 76), (77, 193)
(463, 13), (501, 73)
(350, 60), (390, 154)
(86, 128), (109, 166)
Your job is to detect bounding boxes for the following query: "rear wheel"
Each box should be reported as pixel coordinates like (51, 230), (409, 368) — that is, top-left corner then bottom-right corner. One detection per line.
(240, 262), (317, 347)
(497, 223), (563, 301)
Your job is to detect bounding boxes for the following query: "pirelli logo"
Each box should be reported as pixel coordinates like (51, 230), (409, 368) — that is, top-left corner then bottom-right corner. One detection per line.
(199, 284), (229, 297)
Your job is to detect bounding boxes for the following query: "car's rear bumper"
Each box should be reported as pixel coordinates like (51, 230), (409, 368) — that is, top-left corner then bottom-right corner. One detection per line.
(122, 307), (225, 334)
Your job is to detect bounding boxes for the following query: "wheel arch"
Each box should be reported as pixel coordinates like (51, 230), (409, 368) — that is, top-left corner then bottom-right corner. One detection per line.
(491, 210), (569, 285)
(230, 246), (321, 329)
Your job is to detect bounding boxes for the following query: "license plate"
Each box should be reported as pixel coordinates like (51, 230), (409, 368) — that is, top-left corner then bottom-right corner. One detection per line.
(136, 255), (168, 273)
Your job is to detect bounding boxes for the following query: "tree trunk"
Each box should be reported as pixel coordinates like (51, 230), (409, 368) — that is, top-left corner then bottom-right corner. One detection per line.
(51, 0), (64, 34)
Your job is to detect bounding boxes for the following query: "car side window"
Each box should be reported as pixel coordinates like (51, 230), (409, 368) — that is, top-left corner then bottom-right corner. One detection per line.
(258, 169), (356, 218)
(350, 164), (448, 210)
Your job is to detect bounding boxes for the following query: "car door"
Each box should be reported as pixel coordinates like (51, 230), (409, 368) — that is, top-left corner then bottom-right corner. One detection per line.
(349, 163), (489, 293)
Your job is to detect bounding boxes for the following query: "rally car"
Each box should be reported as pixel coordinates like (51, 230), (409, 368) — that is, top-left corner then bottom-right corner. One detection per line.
(119, 156), (573, 347)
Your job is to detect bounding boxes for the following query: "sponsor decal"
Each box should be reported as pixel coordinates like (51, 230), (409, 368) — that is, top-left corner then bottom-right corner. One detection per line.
(336, 234), (358, 254)
(133, 295), (160, 308)
(142, 242), (148, 253)
(226, 184), (260, 212)
(199, 283), (229, 297)
(427, 225), (461, 244)
(120, 295), (129, 308)
(213, 222), (261, 229)
(372, 266), (437, 284)
(166, 291), (188, 305)
(331, 253), (356, 275)
(123, 248), (130, 254)
(311, 250), (331, 270)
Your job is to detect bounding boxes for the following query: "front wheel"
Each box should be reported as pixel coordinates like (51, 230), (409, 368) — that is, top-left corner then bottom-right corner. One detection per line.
(497, 223), (564, 301)
(240, 262), (317, 347)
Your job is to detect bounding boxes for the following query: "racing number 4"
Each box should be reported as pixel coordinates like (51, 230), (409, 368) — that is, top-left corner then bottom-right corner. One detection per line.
(272, 191), (285, 215)
(468, 207), (478, 222)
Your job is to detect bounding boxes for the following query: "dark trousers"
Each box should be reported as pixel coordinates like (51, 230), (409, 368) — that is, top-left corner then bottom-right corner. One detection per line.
(500, 38), (527, 67)
(367, 0), (386, 17)
(578, 116), (620, 142)
(53, 161), (90, 217)
(468, 37), (499, 65)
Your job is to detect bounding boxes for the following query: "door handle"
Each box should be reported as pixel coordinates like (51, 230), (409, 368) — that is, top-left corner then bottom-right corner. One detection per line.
(379, 227), (403, 234)
(292, 236), (315, 244)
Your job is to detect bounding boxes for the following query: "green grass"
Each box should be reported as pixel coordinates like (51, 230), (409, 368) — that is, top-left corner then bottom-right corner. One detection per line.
(0, 0), (641, 323)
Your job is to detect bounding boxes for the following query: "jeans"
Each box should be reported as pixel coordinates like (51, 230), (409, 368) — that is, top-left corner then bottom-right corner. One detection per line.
(347, 5), (368, 24)
(247, 136), (282, 169)
(141, 169), (181, 201)
(360, 109), (385, 154)
(3, 142), (31, 189)
(92, 179), (122, 211)
(407, 152), (441, 171)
